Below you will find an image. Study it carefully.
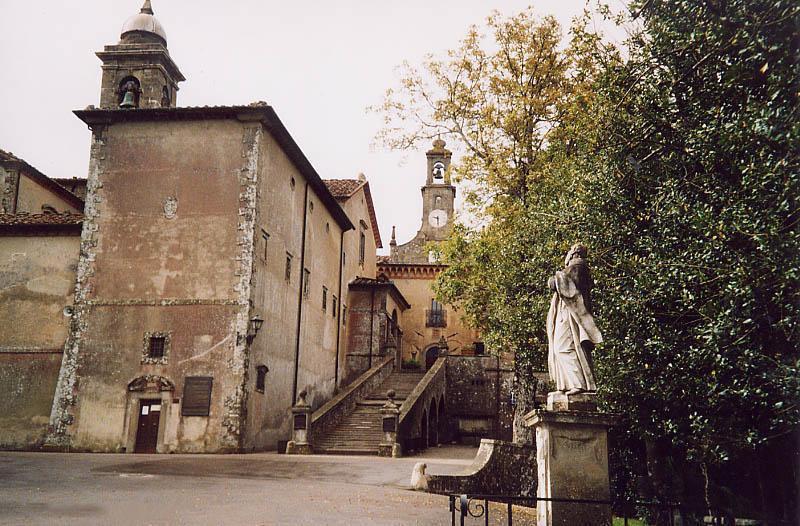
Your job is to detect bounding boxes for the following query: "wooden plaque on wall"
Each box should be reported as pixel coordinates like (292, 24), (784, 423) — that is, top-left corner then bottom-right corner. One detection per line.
(181, 376), (213, 416)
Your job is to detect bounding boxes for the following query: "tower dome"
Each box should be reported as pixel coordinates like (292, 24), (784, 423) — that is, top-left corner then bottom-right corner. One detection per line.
(121, 1), (167, 44)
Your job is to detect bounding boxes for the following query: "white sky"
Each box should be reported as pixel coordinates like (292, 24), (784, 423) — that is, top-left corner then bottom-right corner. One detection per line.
(0, 0), (624, 252)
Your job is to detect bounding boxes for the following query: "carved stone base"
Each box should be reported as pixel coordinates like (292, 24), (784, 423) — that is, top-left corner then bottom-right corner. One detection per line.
(546, 391), (597, 412)
(285, 441), (312, 455)
(378, 442), (401, 458)
(524, 409), (617, 526)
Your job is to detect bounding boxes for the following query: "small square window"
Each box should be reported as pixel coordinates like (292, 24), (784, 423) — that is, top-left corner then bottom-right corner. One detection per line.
(285, 253), (293, 281)
(142, 331), (170, 364)
(148, 337), (166, 358)
(322, 286), (328, 312)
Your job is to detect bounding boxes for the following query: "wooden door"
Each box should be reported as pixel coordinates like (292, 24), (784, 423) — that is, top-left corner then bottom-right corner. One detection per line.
(134, 399), (161, 453)
(425, 346), (439, 370)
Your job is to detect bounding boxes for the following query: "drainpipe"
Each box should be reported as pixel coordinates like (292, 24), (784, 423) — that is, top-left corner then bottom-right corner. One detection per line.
(334, 229), (344, 389)
(292, 182), (309, 405)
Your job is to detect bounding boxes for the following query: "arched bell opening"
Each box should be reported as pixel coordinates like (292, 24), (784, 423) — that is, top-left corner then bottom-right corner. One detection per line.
(118, 76), (141, 108)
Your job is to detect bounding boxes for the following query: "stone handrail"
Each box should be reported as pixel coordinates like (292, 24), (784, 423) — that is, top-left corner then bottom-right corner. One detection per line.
(425, 439), (537, 497)
(398, 355), (446, 425)
(308, 355), (394, 446)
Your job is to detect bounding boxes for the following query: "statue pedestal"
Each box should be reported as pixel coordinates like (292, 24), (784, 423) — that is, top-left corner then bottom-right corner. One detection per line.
(524, 401), (617, 526)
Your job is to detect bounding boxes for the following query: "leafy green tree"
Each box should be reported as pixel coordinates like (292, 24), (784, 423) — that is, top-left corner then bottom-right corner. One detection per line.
(377, 1), (799, 519)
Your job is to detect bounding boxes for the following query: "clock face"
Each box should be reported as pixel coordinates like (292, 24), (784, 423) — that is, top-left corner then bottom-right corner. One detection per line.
(428, 209), (448, 228)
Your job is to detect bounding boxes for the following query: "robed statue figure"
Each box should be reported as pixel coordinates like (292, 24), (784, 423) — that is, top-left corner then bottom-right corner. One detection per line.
(546, 244), (603, 395)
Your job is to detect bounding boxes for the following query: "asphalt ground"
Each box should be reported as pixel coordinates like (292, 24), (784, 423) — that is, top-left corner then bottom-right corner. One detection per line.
(0, 445), (537, 525)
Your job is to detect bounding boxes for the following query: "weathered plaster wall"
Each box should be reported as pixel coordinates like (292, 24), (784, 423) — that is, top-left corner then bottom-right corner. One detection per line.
(445, 356), (515, 443)
(337, 185), (379, 386)
(0, 235), (79, 349)
(57, 118), (252, 453)
(0, 353), (63, 449)
(15, 175), (82, 214)
(0, 234), (78, 449)
(386, 274), (479, 365)
(244, 131), (346, 451)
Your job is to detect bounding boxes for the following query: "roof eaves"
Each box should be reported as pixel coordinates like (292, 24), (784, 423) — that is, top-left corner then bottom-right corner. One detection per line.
(72, 105), (354, 232)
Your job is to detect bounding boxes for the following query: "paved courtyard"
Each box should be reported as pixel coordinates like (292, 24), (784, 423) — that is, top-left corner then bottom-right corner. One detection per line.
(0, 446), (536, 525)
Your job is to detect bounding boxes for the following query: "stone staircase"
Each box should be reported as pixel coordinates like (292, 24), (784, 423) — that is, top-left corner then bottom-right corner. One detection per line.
(314, 370), (426, 455)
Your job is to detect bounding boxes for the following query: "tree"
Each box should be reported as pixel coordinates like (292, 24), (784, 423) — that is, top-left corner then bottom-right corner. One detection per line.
(377, 2), (799, 519)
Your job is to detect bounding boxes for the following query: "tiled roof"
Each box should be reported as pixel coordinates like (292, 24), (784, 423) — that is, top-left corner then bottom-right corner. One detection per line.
(0, 149), (23, 162)
(0, 149), (85, 210)
(323, 178), (383, 249)
(348, 275), (410, 309)
(323, 179), (364, 199)
(0, 212), (85, 226)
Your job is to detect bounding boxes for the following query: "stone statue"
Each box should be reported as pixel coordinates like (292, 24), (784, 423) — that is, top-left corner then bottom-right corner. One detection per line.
(546, 244), (603, 395)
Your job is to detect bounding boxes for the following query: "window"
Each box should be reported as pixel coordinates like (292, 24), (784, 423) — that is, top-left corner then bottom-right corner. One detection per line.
(426, 299), (447, 328)
(322, 286), (328, 312)
(285, 253), (293, 281)
(261, 230), (269, 261)
(142, 331), (170, 364)
(148, 336), (166, 359)
(309, 200), (314, 213)
(359, 231), (366, 267)
(255, 365), (268, 392)
(332, 295), (337, 318)
(342, 252), (346, 267)
(290, 177), (296, 190)
(303, 268), (311, 298)
(342, 305), (347, 325)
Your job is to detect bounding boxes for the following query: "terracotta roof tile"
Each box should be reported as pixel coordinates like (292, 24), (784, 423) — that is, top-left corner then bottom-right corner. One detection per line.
(0, 149), (23, 162)
(0, 212), (85, 226)
(323, 179), (364, 199)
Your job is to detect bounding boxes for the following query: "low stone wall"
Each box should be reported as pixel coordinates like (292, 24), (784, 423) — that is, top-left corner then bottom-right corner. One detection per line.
(398, 356), (446, 450)
(426, 439), (537, 499)
(308, 355), (394, 446)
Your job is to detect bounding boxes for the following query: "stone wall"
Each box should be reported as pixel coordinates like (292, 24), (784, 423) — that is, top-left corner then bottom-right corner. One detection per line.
(445, 356), (514, 443)
(0, 234), (79, 449)
(50, 118), (249, 453)
(243, 130), (352, 451)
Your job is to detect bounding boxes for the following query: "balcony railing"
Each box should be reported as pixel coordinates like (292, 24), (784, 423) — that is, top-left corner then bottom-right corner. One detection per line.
(426, 309), (447, 328)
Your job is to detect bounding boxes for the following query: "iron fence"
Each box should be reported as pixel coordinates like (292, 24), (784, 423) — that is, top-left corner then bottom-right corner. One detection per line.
(448, 493), (691, 526)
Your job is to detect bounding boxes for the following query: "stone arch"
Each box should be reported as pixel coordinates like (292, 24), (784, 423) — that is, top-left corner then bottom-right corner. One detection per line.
(127, 375), (175, 392)
(431, 399), (440, 446)
(438, 395), (447, 444)
(424, 344), (439, 370)
(421, 407), (429, 450)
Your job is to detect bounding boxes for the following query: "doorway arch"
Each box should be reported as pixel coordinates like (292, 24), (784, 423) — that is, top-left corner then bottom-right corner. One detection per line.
(424, 346), (439, 370)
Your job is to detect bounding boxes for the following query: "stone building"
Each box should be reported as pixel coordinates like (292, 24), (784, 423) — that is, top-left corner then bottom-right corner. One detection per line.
(0, 1), (512, 454)
(378, 139), (482, 368)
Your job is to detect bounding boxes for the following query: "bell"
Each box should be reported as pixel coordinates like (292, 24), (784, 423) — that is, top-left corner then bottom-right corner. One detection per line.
(119, 91), (136, 109)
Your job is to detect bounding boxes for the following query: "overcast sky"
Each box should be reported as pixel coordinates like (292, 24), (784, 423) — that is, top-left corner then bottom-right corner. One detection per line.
(0, 0), (623, 252)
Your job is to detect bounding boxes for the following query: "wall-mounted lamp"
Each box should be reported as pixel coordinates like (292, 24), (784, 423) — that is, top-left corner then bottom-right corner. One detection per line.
(247, 315), (265, 344)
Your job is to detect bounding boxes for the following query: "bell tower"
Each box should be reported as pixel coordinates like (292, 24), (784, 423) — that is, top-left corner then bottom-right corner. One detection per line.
(96, 1), (185, 109)
(420, 138), (456, 241)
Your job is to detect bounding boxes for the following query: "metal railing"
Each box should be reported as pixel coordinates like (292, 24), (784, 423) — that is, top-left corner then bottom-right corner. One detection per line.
(426, 309), (447, 327)
(448, 494), (689, 526)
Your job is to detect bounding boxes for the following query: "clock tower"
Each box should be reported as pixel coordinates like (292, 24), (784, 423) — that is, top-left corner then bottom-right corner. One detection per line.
(385, 139), (456, 264)
(421, 138), (456, 241)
